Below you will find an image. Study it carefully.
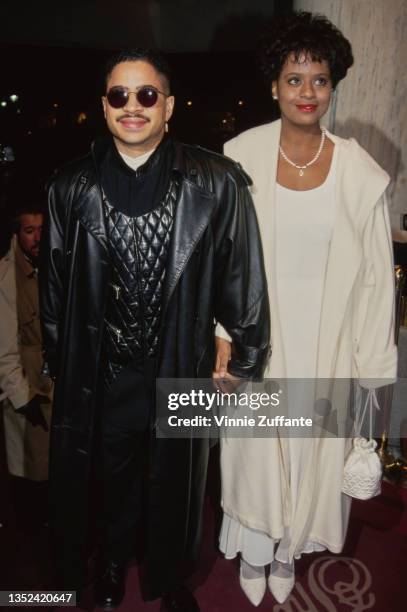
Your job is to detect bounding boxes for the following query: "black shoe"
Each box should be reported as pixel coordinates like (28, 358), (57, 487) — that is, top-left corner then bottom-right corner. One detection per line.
(94, 560), (127, 609)
(161, 584), (200, 612)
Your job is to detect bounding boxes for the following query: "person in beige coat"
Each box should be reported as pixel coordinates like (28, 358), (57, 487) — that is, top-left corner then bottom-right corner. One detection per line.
(0, 206), (52, 525)
(215, 11), (397, 606)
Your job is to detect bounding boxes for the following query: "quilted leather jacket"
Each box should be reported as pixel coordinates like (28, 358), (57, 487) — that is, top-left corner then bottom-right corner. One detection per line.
(103, 184), (176, 386)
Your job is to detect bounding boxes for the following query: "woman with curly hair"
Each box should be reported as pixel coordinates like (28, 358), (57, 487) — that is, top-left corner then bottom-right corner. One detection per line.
(216, 11), (397, 605)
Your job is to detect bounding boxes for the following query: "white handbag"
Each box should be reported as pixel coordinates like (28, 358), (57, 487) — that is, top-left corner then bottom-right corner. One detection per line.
(342, 387), (382, 500)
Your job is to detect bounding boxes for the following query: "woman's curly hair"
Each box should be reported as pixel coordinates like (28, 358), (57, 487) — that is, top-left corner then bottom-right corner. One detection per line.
(259, 11), (354, 88)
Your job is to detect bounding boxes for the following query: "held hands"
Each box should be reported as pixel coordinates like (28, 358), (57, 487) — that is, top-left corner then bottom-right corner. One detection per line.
(212, 336), (242, 393)
(214, 336), (232, 378)
(16, 394), (50, 431)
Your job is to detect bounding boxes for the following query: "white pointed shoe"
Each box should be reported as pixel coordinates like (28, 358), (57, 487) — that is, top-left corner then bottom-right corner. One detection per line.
(268, 572), (295, 604)
(239, 567), (267, 606)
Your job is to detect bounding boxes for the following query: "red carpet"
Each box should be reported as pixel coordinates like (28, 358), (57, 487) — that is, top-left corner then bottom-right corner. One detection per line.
(1, 438), (406, 612)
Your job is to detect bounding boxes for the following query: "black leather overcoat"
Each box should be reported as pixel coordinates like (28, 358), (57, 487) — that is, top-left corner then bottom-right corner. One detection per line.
(39, 138), (270, 597)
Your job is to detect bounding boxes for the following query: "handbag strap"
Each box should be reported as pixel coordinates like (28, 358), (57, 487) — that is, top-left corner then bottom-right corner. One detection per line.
(355, 387), (380, 440)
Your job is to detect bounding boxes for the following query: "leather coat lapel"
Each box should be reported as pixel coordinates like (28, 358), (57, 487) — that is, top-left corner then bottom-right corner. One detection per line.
(162, 178), (216, 309)
(73, 184), (108, 251)
(72, 139), (109, 251)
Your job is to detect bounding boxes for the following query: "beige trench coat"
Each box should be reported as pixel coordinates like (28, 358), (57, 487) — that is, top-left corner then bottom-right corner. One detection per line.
(0, 241), (53, 480)
(219, 120), (397, 560)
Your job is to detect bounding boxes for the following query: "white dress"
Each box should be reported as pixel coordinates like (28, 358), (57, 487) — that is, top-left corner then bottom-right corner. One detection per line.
(220, 146), (338, 565)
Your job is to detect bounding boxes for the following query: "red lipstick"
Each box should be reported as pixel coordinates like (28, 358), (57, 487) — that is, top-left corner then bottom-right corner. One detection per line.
(296, 104), (317, 113)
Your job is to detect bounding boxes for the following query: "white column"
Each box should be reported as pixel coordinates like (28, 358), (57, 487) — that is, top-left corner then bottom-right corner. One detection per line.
(294, 0), (407, 238)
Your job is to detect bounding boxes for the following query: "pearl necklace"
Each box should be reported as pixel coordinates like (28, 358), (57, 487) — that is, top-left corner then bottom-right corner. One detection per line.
(279, 127), (327, 176)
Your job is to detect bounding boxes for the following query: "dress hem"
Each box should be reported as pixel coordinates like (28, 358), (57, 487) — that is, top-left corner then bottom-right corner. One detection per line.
(220, 506), (345, 563)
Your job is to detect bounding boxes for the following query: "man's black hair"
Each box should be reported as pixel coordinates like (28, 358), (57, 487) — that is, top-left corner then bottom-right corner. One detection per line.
(259, 11), (354, 89)
(104, 48), (171, 93)
(11, 203), (44, 234)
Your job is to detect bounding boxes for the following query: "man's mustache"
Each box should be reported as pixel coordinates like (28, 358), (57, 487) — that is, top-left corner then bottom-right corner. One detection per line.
(117, 114), (150, 122)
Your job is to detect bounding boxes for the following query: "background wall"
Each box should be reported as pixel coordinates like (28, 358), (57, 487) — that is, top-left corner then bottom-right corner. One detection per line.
(294, 0), (407, 237)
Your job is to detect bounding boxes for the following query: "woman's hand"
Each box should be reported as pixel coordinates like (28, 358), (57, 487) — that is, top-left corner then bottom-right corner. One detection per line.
(213, 336), (232, 378)
(213, 336), (242, 393)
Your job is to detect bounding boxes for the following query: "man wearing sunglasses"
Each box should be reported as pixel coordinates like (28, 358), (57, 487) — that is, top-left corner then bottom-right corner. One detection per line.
(39, 48), (270, 611)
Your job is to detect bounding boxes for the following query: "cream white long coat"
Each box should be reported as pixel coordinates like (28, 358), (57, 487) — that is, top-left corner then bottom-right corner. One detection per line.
(219, 119), (397, 560)
(0, 242), (53, 480)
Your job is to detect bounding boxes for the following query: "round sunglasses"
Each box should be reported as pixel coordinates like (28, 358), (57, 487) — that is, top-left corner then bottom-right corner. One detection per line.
(106, 85), (168, 109)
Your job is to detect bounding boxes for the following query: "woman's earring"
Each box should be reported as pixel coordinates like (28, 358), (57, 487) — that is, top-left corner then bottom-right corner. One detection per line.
(165, 121), (169, 133)
(272, 94), (278, 101)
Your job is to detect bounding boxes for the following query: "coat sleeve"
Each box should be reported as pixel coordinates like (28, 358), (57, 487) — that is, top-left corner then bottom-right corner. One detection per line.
(0, 254), (30, 408)
(38, 178), (67, 379)
(212, 163), (270, 379)
(354, 193), (398, 388)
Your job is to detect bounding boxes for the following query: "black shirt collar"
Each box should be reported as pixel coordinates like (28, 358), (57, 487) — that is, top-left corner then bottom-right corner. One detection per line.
(108, 135), (172, 178)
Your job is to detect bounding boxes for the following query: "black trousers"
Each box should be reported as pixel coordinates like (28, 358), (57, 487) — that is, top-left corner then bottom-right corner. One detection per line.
(100, 359), (155, 563)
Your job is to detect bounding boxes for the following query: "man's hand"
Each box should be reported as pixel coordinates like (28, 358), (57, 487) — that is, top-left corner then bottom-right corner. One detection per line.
(16, 395), (49, 431)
